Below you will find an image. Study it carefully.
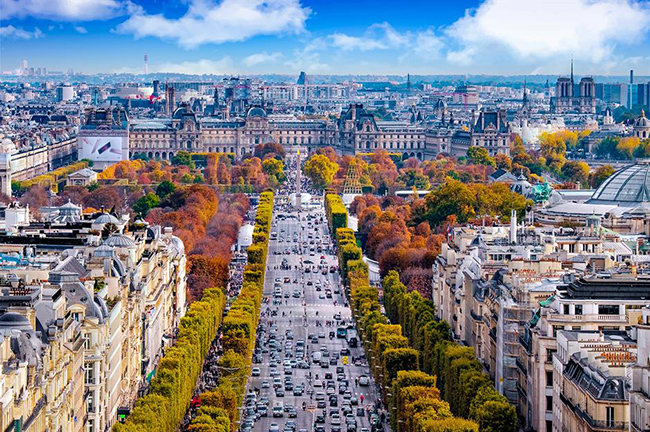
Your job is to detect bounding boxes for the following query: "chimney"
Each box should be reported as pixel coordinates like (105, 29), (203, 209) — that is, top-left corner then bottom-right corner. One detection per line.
(510, 210), (517, 244)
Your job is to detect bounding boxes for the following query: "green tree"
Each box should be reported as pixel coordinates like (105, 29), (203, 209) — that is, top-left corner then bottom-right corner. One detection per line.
(561, 160), (590, 186)
(261, 158), (285, 182)
(133, 192), (161, 217)
(423, 179), (476, 226)
(466, 147), (496, 167)
(156, 180), (176, 198)
(303, 154), (339, 189)
(171, 151), (195, 169)
(397, 169), (431, 190)
(595, 136), (621, 159)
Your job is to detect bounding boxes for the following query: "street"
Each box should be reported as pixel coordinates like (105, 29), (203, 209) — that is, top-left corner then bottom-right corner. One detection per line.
(239, 189), (384, 432)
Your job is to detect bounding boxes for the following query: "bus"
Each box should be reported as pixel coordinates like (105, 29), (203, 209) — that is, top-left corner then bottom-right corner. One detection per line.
(336, 327), (347, 338)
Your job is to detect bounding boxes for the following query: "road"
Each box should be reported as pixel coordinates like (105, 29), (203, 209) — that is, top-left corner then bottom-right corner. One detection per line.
(238, 191), (384, 432)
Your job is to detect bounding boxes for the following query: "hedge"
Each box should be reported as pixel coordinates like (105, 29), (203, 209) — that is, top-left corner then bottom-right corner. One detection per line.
(325, 193), (347, 238)
(19, 160), (90, 192)
(383, 271), (516, 432)
(325, 193), (478, 432)
(188, 191), (274, 432)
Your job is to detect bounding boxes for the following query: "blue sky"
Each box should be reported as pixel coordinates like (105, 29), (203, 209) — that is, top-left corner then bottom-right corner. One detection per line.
(1, 0), (649, 76)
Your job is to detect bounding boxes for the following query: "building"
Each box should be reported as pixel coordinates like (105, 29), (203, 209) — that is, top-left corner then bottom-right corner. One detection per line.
(66, 168), (98, 187)
(78, 107), (130, 169)
(630, 306), (650, 432)
(0, 204), (187, 432)
(553, 330), (634, 432)
(633, 109), (650, 140)
(551, 62), (596, 114)
(471, 109), (511, 156)
(537, 160), (650, 235)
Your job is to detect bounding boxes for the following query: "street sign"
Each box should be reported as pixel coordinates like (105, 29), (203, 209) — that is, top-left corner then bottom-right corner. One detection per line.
(307, 405), (316, 412)
(342, 356), (349, 365)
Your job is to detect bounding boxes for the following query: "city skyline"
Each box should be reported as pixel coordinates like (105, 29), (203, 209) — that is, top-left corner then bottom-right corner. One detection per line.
(1, 0), (650, 76)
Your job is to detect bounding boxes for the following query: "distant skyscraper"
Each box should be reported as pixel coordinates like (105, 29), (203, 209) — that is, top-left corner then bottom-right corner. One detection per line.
(297, 71), (307, 85)
(144, 54), (149, 75)
(21, 59), (28, 76)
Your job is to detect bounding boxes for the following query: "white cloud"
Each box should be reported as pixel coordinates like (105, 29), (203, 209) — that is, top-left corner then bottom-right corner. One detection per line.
(74, 26), (88, 34)
(0, 25), (43, 40)
(445, 0), (650, 64)
(117, 0), (310, 49)
(329, 22), (408, 51)
(413, 29), (444, 58)
(243, 52), (283, 67)
(1, 0), (126, 21)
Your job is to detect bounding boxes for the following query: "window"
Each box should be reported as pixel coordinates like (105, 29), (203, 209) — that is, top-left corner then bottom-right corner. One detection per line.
(575, 304), (583, 315)
(546, 371), (553, 387)
(546, 420), (553, 432)
(563, 304), (570, 314)
(598, 305), (620, 315)
(606, 407), (615, 427)
(546, 395), (553, 411)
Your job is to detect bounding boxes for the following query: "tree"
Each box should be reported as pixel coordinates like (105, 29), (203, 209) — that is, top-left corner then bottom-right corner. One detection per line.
(423, 179), (476, 226)
(397, 169), (431, 190)
(171, 151), (195, 168)
(254, 142), (285, 160)
(156, 180), (176, 198)
(590, 165), (615, 188)
(561, 160), (590, 186)
(494, 153), (512, 171)
(466, 147), (496, 167)
(261, 158), (285, 183)
(133, 192), (161, 217)
(303, 154), (339, 189)
(616, 137), (641, 159)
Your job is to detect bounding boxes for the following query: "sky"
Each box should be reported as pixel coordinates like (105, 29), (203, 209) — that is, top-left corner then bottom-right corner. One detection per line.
(1, 0), (650, 76)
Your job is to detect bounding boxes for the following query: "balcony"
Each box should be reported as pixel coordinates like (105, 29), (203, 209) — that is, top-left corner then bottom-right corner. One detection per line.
(547, 313), (626, 324)
(516, 358), (528, 374)
(560, 392), (628, 431)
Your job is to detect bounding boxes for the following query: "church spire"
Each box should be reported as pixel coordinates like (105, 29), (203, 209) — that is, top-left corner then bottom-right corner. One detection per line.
(570, 56), (574, 85)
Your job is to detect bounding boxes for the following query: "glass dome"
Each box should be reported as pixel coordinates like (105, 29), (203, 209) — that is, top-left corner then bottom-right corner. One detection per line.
(588, 161), (650, 204)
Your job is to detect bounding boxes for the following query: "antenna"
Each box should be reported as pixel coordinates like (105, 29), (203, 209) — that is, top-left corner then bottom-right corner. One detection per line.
(144, 54), (149, 75)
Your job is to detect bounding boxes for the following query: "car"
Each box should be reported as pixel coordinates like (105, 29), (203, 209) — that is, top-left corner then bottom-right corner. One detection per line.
(331, 414), (342, 425)
(343, 390), (352, 399)
(358, 375), (370, 386)
(356, 407), (365, 417)
(293, 386), (304, 396)
(251, 367), (261, 376)
(275, 389), (285, 397)
(269, 423), (280, 432)
(318, 332), (325, 338)
(329, 397), (338, 407)
(350, 397), (358, 406)
(262, 380), (270, 388)
(340, 348), (350, 356)
(315, 415), (325, 423)
(288, 409), (297, 418)
(317, 400), (326, 409)
(315, 427), (326, 432)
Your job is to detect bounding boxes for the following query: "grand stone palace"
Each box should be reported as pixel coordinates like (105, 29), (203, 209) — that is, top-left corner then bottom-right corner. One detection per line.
(85, 103), (511, 162)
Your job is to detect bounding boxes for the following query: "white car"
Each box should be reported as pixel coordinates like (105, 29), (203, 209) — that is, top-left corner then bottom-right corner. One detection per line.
(358, 375), (370, 386)
(252, 367), (261, 376)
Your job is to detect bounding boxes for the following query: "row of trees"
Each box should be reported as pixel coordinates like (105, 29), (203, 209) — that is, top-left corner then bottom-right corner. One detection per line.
(325, 194), (480, 432)
(383, 272), (517, 432)
(305, 148), (496, 193)
(187, 191), (274, 432)
(113, 287), (227, 432)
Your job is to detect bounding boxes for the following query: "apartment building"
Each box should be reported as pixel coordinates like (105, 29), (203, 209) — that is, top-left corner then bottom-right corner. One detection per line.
(0, 201), (187, 432)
